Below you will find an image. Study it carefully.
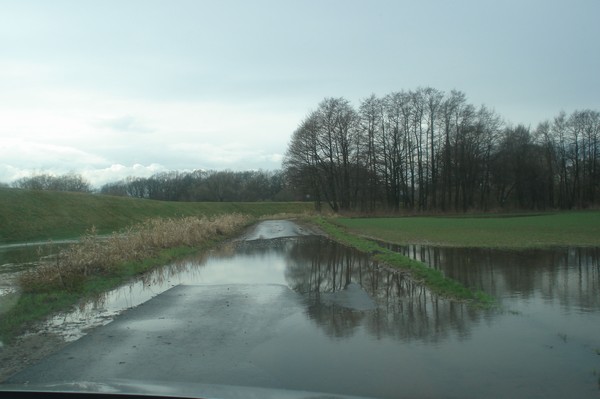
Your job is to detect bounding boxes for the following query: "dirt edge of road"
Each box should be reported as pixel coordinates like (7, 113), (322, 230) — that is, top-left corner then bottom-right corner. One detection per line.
(0, 333), (67, 382)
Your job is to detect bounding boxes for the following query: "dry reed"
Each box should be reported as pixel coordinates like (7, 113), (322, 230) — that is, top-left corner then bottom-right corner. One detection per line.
(19, 214), (250, 293)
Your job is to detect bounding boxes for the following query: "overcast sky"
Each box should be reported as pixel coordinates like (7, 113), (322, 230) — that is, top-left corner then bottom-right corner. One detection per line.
(1, 0), (599, 187)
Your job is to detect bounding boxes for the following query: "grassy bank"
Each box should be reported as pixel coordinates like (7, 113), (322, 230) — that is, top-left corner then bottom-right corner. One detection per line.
(0, 214), (252, 343)
(0, 187), (313, 244)
(334, 211), (600, 248)
(313, 218), (493, 306)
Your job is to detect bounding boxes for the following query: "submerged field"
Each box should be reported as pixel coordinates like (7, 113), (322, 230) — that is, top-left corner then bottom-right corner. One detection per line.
(334, 212), (600, 248)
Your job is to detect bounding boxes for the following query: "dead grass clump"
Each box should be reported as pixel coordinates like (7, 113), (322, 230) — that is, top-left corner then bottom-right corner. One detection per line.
(258, 210), (320, 221)
(19, 213), (250, 293)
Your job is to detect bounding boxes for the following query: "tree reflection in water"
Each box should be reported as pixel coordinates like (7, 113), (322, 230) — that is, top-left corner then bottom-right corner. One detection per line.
(384, 243), (600, 311)
(283, 236), (485, 342)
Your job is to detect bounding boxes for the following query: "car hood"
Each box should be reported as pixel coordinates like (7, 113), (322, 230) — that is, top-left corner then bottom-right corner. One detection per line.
(0, 379), (377, 399)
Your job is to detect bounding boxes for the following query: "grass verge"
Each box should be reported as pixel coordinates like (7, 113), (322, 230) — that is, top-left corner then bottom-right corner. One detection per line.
(0, 187), (313, 244)
(333, 211), (600, 248)
(0, 214), (252, 344)
(312, 217), (494, 307)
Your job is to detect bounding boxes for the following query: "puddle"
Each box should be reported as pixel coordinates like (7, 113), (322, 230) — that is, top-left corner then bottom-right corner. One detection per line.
(0, 242), (74, 314)
(236, 219), (315, 240)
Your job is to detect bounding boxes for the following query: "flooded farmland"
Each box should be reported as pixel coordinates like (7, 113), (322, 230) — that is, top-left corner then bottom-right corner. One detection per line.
(1, 221), (599, 398)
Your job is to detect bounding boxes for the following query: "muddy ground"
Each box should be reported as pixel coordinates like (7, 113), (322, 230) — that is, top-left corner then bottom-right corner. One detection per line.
(0, 333), (67, 382)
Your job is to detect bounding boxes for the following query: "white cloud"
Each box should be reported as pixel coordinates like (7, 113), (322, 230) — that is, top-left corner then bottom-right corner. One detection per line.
(81, 163), (167, 187)
(0, 139), (107, 168)
(1, 0), (598, 189)
(0, 88), (298, 185)
(0, 138), (109, 185)
(0, 160), (170, 189)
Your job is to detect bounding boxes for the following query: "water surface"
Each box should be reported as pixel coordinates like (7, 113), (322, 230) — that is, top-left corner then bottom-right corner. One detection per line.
(3, 222), (600, 397)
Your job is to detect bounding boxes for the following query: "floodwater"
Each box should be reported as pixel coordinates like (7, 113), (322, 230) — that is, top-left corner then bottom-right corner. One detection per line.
(0, 241), (71, 308)
(2, 221), (600, 398)
(388, 243), (600, 311)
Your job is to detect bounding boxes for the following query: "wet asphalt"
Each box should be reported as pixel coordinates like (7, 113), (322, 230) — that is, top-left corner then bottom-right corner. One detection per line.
(4, 220), (381, 398)
(7, 284), (305, 387)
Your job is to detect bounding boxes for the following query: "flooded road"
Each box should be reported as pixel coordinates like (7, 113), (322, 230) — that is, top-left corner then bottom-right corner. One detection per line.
(3, 220), (600, 398)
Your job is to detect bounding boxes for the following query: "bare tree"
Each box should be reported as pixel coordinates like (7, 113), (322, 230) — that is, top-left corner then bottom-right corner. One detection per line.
(358, 94), (385, 211)
(283, 89), (599, 212)
(283, 112), (323, 209)
(424, 87), (444, 209)
(12, 173), (92, 193)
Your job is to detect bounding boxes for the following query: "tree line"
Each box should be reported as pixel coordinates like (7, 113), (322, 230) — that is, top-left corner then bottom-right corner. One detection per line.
(11, 170), (294, 202)
(283, 88), (600, 212)
(100, 169), (292, 202)
(11, 173), (92, 193)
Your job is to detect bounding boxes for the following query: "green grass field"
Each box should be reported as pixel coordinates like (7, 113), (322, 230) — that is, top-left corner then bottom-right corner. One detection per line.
(334, 212), (600, 248)
(0, 187), (313, 243)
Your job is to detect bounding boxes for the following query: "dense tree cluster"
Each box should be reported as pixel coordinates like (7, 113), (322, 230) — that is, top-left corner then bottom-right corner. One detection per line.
(100, 169), (292, 202)
(11, 173), (92, 193)
(283, 88), (600, 212)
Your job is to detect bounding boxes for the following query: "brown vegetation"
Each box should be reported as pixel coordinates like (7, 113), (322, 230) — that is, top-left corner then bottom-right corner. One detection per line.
(19, 214), (250, 293)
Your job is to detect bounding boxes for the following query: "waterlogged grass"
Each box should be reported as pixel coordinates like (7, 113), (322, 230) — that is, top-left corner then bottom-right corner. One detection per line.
(313, 218), (493, 306)
(334, 211), (600, 248)
(0, 187), (312, 244)
(0, 246), (202, 344)
(0, 214), (251, 343)
(20, 214), (252, 293)
(0, 291), (82, 342)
